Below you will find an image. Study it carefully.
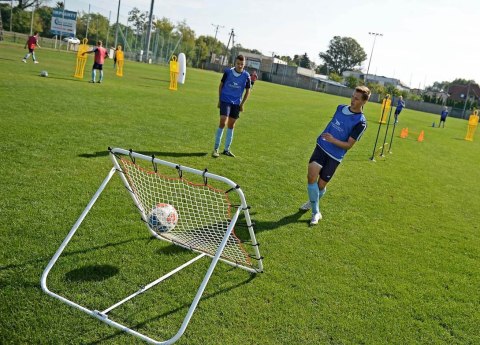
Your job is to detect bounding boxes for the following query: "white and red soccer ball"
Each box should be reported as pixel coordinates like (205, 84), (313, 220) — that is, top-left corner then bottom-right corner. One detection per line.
(148, 203), (178, 232)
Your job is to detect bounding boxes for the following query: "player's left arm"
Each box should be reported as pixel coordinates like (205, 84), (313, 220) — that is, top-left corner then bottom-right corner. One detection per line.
(239, 77), (252, 111)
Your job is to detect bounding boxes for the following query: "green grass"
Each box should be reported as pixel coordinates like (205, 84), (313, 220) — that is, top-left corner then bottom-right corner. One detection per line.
(1, 42), (479, 344)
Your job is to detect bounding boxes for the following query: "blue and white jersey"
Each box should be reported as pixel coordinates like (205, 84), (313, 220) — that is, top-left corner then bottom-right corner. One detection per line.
(220, 68), (251, 105)
(441, 109), (448, 119)
(317, 105), (367, 162)
(396, 99), (405, 110)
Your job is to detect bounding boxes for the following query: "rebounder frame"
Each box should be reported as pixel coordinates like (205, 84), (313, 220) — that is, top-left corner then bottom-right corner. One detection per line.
(41, 148), (263, 344)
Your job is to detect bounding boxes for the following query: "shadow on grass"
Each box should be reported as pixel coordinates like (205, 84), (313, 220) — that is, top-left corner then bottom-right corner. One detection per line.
(237, 210), (308, 235)
(65, 264), (119, 282)
(87, 274), (256, 344)
(39, 75), (85, 82)
(142, 77), (170, 83)
(0, 237), (143, 272)
(78, 151), (207, 158)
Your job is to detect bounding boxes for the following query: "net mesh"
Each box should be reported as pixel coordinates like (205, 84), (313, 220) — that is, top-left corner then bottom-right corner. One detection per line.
(118, 157), (253, 268)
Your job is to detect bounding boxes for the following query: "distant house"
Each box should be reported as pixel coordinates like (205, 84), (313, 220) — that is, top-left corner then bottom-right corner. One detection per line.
(447, 84), (480, 103)
(342, 71), (410, 91)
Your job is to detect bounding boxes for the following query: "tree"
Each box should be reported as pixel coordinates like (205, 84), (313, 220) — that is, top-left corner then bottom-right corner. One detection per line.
(297, 52), (311, 69)
(345, 75), (360, 89)
(319, 36), (367, 75)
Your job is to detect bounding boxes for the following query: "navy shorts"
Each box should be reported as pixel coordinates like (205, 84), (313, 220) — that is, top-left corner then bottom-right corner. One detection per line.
(220, 102), (240, 119)
(92, 63), (103, 70)
(28, 48), (35, 53)
(309, 145), (340, 182)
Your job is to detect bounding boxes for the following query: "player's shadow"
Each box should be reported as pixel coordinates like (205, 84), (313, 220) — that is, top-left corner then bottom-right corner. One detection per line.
(142, 77), (170, 83)
(238, 210), (308, 234)
(38, 75), (85, 82)
(78, 150), (207, 158)
(87, 273), (256, 345)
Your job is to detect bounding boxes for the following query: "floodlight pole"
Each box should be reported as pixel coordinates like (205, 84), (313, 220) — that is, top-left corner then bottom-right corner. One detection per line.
(364, 32), (382, 83)
(114, 0), (121, 48)
(144, 0), (155, 63)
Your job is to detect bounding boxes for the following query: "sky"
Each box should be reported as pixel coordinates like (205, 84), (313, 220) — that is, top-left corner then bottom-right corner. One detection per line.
(55, 0), (480, 89)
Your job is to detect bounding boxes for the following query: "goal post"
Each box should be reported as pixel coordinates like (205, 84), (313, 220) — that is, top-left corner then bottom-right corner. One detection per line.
(41, 147), (263, 344)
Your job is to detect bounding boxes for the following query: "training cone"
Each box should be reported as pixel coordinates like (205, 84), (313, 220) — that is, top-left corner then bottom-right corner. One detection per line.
(400, 128), (408, 138)
(417, 130), (424, 142)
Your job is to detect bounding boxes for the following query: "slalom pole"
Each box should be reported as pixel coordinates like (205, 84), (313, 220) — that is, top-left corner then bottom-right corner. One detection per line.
(379, 97), (396, 157)
(388, 119), (398, 153)
(369, 97), (388, 161)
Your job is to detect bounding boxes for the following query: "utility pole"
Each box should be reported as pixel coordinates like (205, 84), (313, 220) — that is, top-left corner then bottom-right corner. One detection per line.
(210, 23), (224, 62)
(223, 28), (234, 66)
(462, 83), (471, 119)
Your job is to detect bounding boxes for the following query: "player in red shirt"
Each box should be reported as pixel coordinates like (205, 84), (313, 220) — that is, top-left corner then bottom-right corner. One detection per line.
(82, 40), (109, 83)
(22, 32), (41, 64)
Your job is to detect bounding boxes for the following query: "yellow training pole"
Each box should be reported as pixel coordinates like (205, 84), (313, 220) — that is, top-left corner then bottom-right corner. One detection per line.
(169, 55), (179, 91)
(115, 45), (124, 77)
(465, 110), (479, 141)
(74, 38), (90, 79)
(379, 95), (391, 124)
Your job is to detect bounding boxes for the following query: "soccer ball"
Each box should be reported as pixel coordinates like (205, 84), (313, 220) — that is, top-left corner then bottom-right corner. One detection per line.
(148, 203), (178, 233)
(40, 70), (48, 77)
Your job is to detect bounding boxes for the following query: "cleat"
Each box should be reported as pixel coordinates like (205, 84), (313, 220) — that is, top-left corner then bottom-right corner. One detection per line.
(34, 61), (39, 64)
(22, 59), (27, 63)
(89, 80), (96, 83)
(310, 212), (322, 225)
(212, 149), (219, 158)
(222, 150), (235, 157)
(299, 201), (311, 211)
(97, 80), (102, 83)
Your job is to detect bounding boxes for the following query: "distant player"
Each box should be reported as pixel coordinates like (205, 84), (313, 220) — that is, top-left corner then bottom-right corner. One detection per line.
(439, 106), (449, 128)
(250, 70), (258, 89)
(82, 40), (108, 83)
(212, 55), (251, 158)
(394, 96), (405, 124)
(22, 32), (41, 64)
(300, 86), (371, 225)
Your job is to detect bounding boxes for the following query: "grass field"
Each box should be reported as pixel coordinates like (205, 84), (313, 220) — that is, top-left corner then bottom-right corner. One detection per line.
(1, 42), (479, 345)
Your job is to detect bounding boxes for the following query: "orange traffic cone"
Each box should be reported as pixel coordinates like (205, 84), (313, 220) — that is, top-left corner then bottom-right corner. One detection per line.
(417, 130), (424, 142)
(400, 128), (408, 138)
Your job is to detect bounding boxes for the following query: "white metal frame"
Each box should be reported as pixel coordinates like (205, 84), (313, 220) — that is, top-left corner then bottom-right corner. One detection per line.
(41, 148), (263, 344)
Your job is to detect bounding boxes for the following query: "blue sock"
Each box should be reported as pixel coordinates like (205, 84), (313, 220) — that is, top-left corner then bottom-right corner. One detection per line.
(225, 128), (234, 151)
(99, 70), (104, 81)
(92, 70), (96, 81)
(214, 128), (223, 150)
(307, 183), (320, 214)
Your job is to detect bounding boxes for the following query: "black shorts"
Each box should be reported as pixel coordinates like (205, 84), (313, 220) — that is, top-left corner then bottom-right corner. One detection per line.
(395, 109), (402, 115)
(219, 102), (240, 119)
(28, 48), (35, 53)
(93, 63), (103, 70)
(309, 145), (340, 182)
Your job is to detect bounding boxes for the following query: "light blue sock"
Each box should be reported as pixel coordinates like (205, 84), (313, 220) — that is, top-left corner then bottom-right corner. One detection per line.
(99, 70), (104, 81)
(24, 53), (31, 59)
(307, 183), (320, 214)
(225, 128), (234, 151)
(32, 52), (36, 61)
(92, 69), (96, 81)
(214, 128), (223, 150)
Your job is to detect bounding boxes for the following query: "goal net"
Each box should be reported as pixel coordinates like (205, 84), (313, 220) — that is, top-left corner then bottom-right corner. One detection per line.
(41, 147), (263, 345)
(116, 150), (262, 272)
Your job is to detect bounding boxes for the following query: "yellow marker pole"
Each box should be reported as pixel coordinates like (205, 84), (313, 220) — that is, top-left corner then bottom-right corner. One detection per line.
(169, 55), (179, 91)
(74, 38), (90, 79)
(379, 95), (391, 124)
(115, 45), (124, 77)
(465, 110), (479, 141)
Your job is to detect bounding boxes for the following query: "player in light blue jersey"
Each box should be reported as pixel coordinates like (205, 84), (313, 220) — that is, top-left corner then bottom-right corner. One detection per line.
(212, 55), (251, 158)
(300, 86), (371, 225)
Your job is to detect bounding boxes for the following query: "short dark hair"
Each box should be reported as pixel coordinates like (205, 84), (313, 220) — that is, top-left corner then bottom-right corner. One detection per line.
(236, 55), (245, 62)
(355, 86), (371, 101)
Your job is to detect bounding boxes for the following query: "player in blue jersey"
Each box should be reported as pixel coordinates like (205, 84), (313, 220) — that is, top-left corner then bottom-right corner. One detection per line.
(394, 96), (405, 124)
(212, 55), (251, 158)
(439, 106), (449, 128)
(300, 86), (371, 225)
